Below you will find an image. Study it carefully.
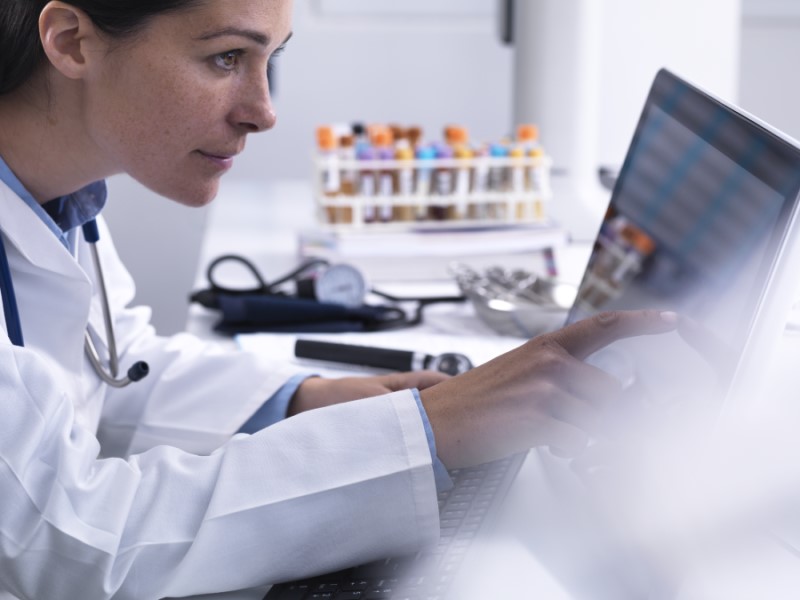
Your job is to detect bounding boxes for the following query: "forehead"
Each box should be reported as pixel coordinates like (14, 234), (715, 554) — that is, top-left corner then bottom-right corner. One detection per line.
(146, 0), (293, 45)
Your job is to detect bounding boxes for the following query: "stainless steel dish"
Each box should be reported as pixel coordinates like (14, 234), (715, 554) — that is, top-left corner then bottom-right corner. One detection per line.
(450, 263), (577, 338)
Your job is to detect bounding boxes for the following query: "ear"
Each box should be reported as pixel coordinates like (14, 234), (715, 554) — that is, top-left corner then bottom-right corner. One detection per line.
(38, 1), (106, 81)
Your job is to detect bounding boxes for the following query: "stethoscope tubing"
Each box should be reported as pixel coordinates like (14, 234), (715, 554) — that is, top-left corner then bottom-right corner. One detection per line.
(1, 219), (147, 387)
(0, 232), (23, 347)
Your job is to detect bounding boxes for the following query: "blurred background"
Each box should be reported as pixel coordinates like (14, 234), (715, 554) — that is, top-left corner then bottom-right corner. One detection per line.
(103, 0), (799, 334)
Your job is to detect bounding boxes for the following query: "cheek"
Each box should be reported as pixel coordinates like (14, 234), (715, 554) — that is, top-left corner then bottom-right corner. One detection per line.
(95, 59), (219, 158)
(87, 56), (234, 205)
(123, 76), (205, 152)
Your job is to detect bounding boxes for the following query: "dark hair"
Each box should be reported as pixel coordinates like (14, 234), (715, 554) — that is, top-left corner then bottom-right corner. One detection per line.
(0, 0), (203, 95)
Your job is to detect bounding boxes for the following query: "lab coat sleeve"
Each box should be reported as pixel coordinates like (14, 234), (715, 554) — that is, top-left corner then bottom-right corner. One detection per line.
(0, 342), (439, 599)
(89, 217), (307, 457)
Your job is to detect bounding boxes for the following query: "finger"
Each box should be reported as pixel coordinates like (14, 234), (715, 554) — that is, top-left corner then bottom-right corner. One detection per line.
(676, 315), (732, 374)
(569, 441), (625, 476)
(537, 418), (591, 458)
(548, 309), (678, 360)
(379, 370), (450, 391)
(545, 390), (605, 437)
(569, 440), (645, 491)
(561, 359), (624, 408)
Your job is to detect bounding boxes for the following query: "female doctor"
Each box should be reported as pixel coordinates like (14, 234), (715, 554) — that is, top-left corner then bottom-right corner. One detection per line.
(0, 1), (677, 598)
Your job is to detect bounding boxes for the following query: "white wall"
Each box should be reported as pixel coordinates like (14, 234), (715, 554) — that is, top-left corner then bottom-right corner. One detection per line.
(234, 0), (513, 182)
(103, 0), (800, 335)
(739, 0), (800, 141)
(597, 0), (742, 169)
(103, 175), (209, 335)
(103, 0), (511, 335)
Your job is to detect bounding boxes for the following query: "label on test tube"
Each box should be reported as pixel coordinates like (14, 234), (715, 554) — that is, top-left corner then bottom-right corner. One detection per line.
(357, 147), (377, 224)
(510, 146), (527, 221)
(395, 147), (415, 221)
(471, 146), (490, 220)
(488, 143), (509, 192)
(433, 145), (454, 220)
(316, 126), (341, 195)
(317, 126), (341, 225)
(415, 146), (436, 221)
(489, 143), (510, 219)
(378, 147), (395, 223)
(454, 146), (473, 220)
(337, 135), (357, 224)
(530, 147), (551, 195)
(530, 147), (551, 220)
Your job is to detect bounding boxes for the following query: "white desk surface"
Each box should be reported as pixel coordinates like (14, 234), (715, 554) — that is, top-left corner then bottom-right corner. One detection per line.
(183, 180), (800, 600)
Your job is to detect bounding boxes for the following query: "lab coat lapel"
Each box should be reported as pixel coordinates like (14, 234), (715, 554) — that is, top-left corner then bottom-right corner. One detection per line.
(0, 180), (87, 280)
(0, 180), (92, 376)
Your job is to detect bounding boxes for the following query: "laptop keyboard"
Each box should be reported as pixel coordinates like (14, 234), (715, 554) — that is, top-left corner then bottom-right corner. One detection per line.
(263, 453), (526, 600)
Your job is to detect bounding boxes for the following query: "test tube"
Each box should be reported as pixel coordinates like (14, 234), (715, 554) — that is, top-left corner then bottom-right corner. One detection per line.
(337, 134), (357, 224)
(509, 146), (527, 221)
(351, 122), (369, 151)
(432, 144), (454, 220)
(444, 125), (469, 148)
(453, 145), (473, 220)
(389, 124), (406, 145)
(407, 126), (423, 150)
(516, 124), (539, 216)
(316, 126), (341, 224)
(488, 143), (510, 219)
(394, 146), (416, 221)
(357, 146), (378, 224)
(414, 145), (436, 221)
(370, 127), (395, 223)
(529, 147), (551, 220)
(516, 124), (540, 152)
(377, 147), (395, 223)
(470, 145), (490, 220)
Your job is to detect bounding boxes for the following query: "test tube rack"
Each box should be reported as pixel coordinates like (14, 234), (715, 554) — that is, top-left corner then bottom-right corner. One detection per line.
(312, 153), (554, 233)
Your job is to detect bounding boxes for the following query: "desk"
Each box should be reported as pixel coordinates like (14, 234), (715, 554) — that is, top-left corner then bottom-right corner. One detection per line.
(185, 180), (800, 600)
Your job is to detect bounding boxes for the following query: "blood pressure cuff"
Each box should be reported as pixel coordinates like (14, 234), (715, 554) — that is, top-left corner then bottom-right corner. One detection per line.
(210, 293), (408, 334)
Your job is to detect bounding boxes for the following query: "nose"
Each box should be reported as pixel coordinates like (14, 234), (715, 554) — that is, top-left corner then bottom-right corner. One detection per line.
(232, 74), (277, 133)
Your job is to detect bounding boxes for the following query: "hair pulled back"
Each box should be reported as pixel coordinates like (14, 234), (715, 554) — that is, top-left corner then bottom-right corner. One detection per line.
(0, 0), (202, 95)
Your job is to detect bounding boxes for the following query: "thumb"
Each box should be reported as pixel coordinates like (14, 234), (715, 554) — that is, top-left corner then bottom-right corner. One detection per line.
(541, 420), (591, 458)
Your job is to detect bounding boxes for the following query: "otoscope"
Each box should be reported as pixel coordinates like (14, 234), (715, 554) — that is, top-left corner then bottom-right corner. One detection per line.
(294, 339), (474, 376)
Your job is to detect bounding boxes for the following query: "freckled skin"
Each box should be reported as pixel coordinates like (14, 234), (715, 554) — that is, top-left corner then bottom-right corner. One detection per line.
(83, 0), (292, 206)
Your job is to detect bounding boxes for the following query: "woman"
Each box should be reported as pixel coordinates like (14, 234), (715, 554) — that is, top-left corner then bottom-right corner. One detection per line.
(0, 1), (676, 598)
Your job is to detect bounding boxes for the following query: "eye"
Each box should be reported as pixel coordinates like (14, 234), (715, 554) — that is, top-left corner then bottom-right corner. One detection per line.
(267, 43), (287, 78)
(214, 50), (244, 72)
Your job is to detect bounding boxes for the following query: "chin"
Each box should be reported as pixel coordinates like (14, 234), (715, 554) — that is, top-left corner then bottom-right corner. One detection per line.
(158, 179), (221, 208)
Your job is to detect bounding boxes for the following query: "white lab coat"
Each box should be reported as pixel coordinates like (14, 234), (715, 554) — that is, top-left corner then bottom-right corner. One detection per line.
(0, 180), (439, 600)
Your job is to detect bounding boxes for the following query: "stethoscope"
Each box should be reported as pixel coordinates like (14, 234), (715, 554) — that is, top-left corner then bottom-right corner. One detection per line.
(0, 219), (149, 387)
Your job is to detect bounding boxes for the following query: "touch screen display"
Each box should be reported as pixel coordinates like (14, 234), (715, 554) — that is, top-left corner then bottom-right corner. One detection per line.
(568, 70), (800, 407)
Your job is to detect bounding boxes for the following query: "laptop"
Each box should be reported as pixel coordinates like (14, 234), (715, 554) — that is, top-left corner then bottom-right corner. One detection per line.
(262, 69), (800, 600)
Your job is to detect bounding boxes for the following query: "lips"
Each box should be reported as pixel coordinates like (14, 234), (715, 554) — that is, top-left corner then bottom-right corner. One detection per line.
(197, 149), (238, 170)
(198, 150), (237, 160)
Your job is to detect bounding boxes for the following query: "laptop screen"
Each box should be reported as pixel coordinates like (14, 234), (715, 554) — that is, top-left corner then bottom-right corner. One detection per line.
(567, 69), (800, 409)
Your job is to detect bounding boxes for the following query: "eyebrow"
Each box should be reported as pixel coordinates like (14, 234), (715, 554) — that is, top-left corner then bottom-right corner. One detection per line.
(195, 28), (293, 48)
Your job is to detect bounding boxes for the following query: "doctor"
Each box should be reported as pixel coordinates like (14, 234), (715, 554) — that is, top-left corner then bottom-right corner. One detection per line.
(0, 1), (677, 598)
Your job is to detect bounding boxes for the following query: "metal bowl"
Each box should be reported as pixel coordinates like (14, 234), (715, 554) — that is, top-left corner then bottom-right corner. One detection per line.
(451, 264), (577, 338)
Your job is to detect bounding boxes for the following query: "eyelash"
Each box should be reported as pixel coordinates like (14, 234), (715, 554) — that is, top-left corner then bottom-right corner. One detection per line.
(214, 49), (245, 72)
(213, 44), (287, 79)
(267, 44), (287, 79)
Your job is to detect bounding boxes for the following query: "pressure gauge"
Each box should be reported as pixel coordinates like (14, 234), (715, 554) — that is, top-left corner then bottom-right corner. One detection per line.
(297, 263), (367, 307)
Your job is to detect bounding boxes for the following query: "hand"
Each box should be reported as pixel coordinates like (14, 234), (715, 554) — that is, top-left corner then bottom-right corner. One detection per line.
(288, 370), (450, 416)
(419, 310), (679, 468)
